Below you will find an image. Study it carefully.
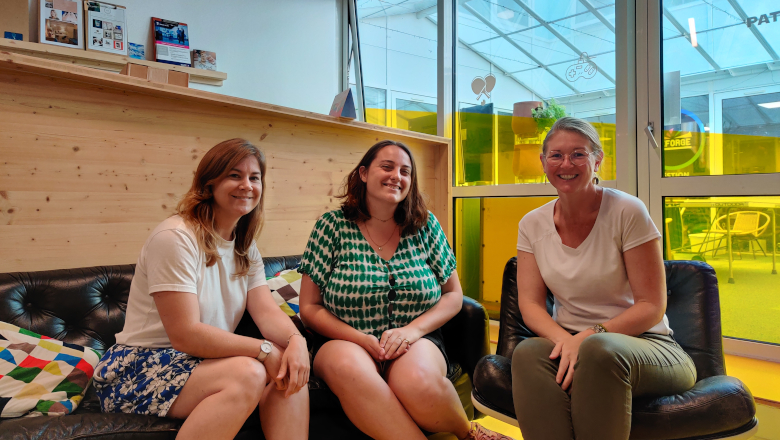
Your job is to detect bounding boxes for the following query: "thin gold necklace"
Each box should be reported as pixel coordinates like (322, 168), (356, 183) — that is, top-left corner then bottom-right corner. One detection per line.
(364, 223), (397, 251)
(371, 215), (393, 223)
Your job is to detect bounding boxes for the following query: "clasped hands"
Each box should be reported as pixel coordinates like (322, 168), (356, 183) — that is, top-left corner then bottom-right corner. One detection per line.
(361, 326), (422, 362)
(549, 329), (594, 391)
(262, 335), (309, 397)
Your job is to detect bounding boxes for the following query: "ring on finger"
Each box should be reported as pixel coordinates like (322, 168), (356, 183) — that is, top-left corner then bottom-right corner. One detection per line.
(403, 339), (411, 345)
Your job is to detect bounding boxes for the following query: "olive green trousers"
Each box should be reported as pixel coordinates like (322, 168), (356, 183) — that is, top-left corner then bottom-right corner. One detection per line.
(511, 333), (696, 440)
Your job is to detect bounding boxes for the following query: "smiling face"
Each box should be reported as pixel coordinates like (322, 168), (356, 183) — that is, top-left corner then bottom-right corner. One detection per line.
(359, 145), (412, 209)
(541, 129), (603, 194)
(211, 155), (263, 230)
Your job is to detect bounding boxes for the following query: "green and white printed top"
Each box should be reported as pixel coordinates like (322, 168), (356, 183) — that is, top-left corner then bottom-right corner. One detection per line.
(299, 209), (456, 338)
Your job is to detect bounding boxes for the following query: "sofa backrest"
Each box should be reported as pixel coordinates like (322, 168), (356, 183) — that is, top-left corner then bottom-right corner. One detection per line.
(0, 256), (302, 356)
(497, 257), (726, 380)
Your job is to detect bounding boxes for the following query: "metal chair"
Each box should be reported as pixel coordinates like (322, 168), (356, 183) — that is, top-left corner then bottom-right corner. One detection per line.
(707, 211), (771, 259)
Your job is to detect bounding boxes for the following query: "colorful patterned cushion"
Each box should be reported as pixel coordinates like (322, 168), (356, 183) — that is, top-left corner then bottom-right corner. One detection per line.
(0, 321), (100, 418)
(267, 269), (304, 333)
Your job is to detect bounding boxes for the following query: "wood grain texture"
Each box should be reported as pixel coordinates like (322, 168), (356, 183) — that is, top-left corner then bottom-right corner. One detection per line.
(0, 52), (451, 272)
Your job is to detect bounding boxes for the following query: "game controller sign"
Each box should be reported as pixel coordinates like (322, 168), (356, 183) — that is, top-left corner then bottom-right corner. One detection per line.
(566, 53), (598, 82)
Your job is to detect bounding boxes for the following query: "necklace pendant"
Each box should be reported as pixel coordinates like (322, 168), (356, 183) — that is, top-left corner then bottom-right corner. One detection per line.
(378, 246), (382, 250)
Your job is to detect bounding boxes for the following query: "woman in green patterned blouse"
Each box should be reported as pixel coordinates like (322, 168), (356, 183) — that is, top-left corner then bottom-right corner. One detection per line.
(299, 140), (513, 440)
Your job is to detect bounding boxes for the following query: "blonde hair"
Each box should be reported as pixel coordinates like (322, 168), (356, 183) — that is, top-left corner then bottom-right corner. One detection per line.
(176, 138), (266, 278)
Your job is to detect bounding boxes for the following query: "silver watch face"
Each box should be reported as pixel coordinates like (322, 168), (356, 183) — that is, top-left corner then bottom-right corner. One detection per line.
(261, 341), (272, 354)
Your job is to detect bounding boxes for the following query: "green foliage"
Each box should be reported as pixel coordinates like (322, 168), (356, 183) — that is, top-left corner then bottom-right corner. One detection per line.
(532, 98), (567, 131)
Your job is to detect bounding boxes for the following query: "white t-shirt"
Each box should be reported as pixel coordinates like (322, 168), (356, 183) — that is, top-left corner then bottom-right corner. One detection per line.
(115, 215), (268, 348)
(516, 188), (671, 335)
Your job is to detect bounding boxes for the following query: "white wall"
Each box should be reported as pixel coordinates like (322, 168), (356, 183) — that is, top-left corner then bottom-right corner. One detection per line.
(27, 0), (342, 113)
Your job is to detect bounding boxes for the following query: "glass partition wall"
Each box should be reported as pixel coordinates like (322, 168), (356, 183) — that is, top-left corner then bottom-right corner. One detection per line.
(644, 0), (780, 351)
(352, 0), (779, 355)
(355, 0), (635, 317)
(355, 1), (439, 135)
(448, 0), (632, 316)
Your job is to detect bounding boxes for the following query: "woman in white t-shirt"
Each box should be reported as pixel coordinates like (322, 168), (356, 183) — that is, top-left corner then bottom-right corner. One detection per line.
(511, 118), (696, 440)
(93, 139), (309, 440)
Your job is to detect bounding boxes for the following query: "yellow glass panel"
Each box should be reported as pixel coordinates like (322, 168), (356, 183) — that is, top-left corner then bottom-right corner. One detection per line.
(663, 131), (780, 177)
(455, 196), (555, 316)
(454, 113), (617, 187)
(663, 196), (780, 344)
(394, 109), (437, 136)
(365, 108), (386, 127)
(662, 93), (780, 178)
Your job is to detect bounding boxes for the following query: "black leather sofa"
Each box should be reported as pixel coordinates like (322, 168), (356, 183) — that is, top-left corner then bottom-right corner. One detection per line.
(0, 255), (490, 439)
(472, 257), (758, 440)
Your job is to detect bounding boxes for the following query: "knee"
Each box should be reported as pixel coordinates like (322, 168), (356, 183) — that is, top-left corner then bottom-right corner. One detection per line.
(388, 366), (447, 401)
(577, 334), (628, 373)
(512, 337), (553, 367)
(224, 357), (266, 402)
(316, 342), (375, 382)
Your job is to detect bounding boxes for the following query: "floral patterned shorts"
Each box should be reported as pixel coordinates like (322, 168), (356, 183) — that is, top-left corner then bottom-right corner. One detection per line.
(92, 344), (202, 417)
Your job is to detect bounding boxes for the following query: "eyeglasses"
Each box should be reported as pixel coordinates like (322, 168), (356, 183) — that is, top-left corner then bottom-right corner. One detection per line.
(544, 150), (593, 166)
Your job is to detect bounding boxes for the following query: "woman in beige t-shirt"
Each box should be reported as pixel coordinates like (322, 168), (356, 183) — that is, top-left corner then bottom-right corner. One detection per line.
(512, 117), (696, 440)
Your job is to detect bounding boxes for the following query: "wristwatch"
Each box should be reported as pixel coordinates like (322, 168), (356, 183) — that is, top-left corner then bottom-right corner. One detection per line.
(256, 340), (273, 362)
(590, 323), (608, 334)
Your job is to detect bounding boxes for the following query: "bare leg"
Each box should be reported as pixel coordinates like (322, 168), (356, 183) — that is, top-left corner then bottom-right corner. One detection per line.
(314, 340), (427, 440)
(167, 356), (266, 440)
(385, 339), (470, 439)
(259, 382), (309, 440)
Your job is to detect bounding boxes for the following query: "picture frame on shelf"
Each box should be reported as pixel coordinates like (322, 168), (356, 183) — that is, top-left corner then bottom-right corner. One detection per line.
(84, 1), (127, 56)
(128, 42), (144, 60)
(40, 0), (83, 49)
(191, 49), (216, 71)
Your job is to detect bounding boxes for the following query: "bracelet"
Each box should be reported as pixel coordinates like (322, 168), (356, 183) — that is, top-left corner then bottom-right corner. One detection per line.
(287, 332), (304, 345)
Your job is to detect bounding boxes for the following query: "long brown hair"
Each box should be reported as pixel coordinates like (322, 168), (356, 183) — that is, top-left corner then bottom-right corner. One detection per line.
(338, 140), (428, 235)
(176, 138), (266, 277)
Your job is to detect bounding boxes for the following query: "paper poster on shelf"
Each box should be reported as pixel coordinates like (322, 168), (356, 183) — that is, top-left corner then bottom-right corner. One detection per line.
(152, 17), (190, 67)
(84, 1), (127, 55)
(40, 0), (84, 49)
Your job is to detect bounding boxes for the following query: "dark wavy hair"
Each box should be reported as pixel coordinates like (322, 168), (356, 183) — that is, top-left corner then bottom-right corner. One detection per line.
(338, 140), (428, 235)
(176, 138), (266, 277)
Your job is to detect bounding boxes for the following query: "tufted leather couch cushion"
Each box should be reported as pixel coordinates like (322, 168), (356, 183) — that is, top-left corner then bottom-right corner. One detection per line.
(0, 255), (489, 439)
(472, 257), (757, 440)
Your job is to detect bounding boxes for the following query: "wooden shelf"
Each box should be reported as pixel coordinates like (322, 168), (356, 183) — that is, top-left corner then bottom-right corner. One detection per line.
(0, 51), (449, 145)
(0, 39), (227, 86)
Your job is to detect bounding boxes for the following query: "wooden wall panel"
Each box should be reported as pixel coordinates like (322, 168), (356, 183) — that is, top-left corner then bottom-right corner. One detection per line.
(0, 53), (451, 273)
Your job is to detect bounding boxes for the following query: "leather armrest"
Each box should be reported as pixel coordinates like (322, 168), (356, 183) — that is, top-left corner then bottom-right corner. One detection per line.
(442, 297), (490, 380)
(471, 354), (513, 418)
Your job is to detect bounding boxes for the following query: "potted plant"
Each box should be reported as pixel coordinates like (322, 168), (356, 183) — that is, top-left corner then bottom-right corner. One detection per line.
(532, 98), (567, 132)
(511, 100), (543, 138)
(512, 99), (568, 183)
